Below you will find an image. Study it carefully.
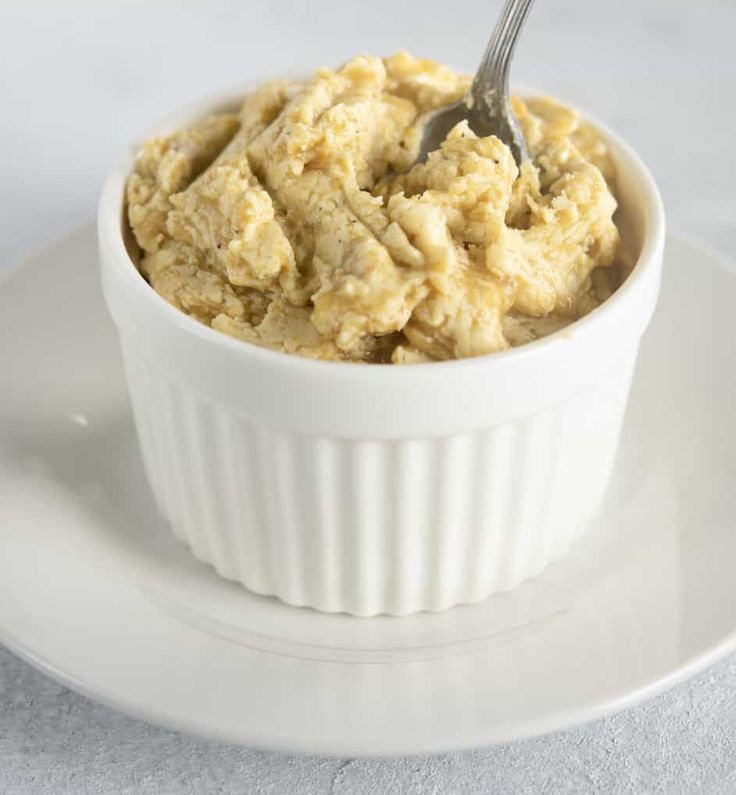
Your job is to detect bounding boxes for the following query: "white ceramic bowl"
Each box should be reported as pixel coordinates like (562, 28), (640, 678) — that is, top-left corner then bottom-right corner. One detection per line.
(98, 84), (665, 616)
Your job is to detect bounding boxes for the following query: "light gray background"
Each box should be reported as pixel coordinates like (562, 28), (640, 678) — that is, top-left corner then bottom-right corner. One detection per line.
(1, 1), (735, 792)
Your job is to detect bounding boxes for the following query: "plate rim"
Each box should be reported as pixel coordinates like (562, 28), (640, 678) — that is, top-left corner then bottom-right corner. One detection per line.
(3, 614), (736, 757)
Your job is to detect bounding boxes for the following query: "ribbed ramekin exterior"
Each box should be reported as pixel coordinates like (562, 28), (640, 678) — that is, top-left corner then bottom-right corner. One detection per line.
(122, 340), (635, 616)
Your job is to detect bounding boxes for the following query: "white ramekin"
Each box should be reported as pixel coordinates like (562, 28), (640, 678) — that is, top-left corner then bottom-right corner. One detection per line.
(98, 83), (665, 616)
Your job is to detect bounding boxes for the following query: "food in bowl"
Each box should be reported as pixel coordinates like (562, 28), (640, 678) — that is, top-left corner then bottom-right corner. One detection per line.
(126, 52), (621, 363)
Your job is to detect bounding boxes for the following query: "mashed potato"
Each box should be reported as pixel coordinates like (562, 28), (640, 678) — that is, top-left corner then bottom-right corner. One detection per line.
(126, 52), (620, 363)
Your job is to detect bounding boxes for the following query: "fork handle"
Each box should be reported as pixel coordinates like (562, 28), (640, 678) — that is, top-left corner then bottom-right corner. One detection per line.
(470, 0), (535, 114)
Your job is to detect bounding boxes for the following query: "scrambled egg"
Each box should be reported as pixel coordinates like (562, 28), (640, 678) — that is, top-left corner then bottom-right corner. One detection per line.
(126, 52), (620, 363)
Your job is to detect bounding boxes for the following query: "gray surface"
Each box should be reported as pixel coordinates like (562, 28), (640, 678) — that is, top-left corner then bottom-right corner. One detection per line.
(2, 0), (735, 792)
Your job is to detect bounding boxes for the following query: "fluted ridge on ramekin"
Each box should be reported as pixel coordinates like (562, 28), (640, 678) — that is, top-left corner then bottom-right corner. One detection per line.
(121, 342), (633, 616)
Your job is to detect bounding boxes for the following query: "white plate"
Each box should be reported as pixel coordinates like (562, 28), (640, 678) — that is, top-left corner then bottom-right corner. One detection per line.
(1, 227), (735, 757)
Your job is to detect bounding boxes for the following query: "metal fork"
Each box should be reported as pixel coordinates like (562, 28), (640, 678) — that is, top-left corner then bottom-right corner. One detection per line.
(415, 0), (535, 166)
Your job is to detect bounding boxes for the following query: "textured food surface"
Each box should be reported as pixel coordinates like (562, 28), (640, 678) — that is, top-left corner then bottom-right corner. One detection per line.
(126, 53), (620, 363)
